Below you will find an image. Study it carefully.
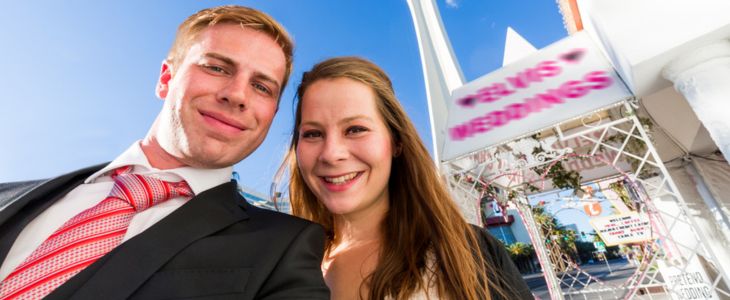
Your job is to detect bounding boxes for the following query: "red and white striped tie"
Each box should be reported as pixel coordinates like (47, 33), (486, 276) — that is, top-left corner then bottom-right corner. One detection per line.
(0, 167), (193, 300)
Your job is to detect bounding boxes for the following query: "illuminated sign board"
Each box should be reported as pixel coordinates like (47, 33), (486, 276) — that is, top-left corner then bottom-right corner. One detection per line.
(442, 32), (632, 161)
(589, 213), (652, 246)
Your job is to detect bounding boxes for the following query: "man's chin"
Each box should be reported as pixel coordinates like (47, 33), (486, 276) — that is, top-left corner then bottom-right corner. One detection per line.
(183, 156), (236, 169)
(180, 140), (260, 169)
(181, 149), (248, 169)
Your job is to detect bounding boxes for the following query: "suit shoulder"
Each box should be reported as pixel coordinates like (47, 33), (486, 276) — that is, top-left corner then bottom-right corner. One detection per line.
(246, 205), (323, 231)
(469, 224), (509, 271)
(469, 224), (533, 300)
(0, 179), (47, 194)
(470, 224), (501, 247)
(0, 179), (48, 210)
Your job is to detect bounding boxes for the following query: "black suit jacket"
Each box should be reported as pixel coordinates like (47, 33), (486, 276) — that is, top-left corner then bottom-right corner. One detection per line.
(472, 225), (533, 300)
(0, 164), (330, 300)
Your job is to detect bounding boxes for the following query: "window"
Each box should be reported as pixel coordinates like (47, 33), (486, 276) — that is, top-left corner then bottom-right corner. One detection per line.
(488, 225), (516, 244)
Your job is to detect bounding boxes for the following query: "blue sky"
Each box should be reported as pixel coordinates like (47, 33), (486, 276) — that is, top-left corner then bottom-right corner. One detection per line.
(0, 0), (567, 195)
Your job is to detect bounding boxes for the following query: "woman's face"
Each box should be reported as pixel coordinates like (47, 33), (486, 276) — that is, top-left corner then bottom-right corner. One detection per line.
(296, 78), (393, 220)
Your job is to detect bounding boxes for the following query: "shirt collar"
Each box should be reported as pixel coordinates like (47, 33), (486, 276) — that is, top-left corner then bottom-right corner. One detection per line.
(85, 141), (233, 195)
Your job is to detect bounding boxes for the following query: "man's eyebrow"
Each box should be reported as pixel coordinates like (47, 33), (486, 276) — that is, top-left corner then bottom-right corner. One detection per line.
(204, 52), (235, 66)
(252, 71), (281, 95)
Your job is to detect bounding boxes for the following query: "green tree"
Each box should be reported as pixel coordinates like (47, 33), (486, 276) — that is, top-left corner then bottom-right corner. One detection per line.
(532, 206), (581, 263)
(506, 242), (532, 259)
(505, 242), (537, 273)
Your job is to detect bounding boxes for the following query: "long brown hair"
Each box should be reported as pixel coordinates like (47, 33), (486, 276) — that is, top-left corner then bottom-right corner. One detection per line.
(288, 57), (507, 299)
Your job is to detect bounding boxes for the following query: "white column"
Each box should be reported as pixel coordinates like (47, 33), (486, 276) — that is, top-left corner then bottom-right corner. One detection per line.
(407, 0), (465, 164)
(662, 40), (730, 285)
(662, 40), (730, 163)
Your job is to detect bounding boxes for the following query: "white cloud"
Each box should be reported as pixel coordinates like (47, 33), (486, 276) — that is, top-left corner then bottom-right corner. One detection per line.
(445, 0), (459, 8)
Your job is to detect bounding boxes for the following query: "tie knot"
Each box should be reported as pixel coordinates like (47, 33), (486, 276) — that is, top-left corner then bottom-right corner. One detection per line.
(108, 170), (194, 212)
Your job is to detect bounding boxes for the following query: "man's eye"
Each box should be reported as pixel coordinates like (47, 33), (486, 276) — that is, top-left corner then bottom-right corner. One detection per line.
(301, 130), (322, 139)
(203, 64), (228, 75)
(346, 126), (368, 135)
(253, 82), (272, 95)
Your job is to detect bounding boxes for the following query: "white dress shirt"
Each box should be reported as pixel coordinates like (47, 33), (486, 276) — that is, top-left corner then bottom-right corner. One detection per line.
(0, 142), (233, 281)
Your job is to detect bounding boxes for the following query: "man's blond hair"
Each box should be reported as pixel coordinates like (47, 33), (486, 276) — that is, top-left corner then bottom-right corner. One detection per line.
(167, 5), (294, 97)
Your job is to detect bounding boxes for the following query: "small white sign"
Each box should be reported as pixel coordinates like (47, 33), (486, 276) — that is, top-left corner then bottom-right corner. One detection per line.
(492, 203), (503, 216)
(442, 31), (632, 161)
(589, 213), (652, 246)
(657, 256), (720, 300)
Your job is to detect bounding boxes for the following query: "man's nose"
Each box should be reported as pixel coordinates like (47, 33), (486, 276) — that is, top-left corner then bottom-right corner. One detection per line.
(219, 76), (249, 110)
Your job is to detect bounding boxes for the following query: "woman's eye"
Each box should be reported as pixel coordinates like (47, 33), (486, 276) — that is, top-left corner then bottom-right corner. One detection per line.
(346, 126), (368, 135)
(301, 130), (322, 139)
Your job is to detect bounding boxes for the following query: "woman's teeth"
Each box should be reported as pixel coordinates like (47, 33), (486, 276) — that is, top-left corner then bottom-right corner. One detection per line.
(324, 172), (358, 184)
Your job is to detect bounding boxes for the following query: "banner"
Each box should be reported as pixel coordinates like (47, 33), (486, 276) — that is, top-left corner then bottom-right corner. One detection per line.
(442, 31), (632, 161)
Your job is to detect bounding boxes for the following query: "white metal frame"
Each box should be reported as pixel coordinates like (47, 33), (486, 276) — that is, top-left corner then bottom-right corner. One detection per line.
(442, 101), (730, 299)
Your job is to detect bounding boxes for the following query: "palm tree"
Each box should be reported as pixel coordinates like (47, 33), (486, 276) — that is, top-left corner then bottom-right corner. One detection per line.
(506, 242), (536, 273)
(507, 242), (532, 259)
(531, 206), (581, 268)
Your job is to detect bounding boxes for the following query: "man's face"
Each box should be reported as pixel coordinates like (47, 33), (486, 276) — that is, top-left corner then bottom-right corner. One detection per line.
(153, 23), (286, 169)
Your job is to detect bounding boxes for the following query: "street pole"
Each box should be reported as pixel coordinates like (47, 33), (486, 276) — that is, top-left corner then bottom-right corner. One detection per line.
(603, 252), (613, 274)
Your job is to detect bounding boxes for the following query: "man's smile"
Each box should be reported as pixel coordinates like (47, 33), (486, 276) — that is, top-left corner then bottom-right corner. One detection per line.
(199, 110), (247, 133)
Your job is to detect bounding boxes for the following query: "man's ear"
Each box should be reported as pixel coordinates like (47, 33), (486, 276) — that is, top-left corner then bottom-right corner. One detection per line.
(156, 61), (173, 99)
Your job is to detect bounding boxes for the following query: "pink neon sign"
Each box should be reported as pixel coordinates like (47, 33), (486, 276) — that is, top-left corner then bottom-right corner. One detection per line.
(442, 32), (631, 161)
(450, 65), (613, 141)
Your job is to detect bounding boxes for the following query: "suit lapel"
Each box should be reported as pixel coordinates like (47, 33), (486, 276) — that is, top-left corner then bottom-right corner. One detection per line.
(0, 164), (104, 228)
(57, 181), (250, 300)
(0, 164), (105, 263)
